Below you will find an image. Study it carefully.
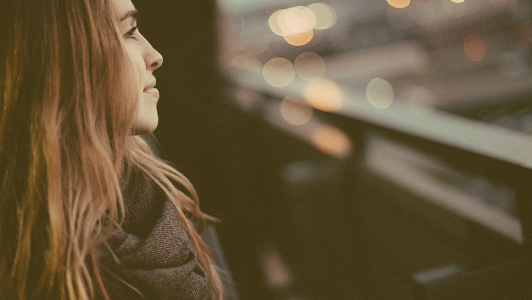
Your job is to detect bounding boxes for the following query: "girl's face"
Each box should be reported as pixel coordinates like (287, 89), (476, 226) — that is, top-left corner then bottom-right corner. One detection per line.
(112, 0), (163, 134)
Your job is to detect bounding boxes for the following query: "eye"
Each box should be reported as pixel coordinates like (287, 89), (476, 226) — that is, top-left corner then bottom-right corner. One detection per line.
(125, 26), (138, 41)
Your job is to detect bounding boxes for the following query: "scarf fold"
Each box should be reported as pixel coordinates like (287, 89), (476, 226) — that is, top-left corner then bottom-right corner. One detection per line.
(100, 169), (210, 300)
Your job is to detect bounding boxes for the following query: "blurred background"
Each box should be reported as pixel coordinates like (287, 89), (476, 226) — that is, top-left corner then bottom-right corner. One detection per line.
(136, 0), (532, 299)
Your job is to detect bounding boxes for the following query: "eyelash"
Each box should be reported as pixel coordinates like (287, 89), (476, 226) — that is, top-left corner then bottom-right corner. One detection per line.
(125, 26), (138, 41)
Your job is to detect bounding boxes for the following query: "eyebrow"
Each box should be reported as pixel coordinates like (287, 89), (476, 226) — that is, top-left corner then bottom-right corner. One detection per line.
(120, 9), (138, 22)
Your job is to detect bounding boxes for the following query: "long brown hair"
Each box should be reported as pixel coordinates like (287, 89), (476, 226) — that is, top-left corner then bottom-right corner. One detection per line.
(0, 0), (222, 299)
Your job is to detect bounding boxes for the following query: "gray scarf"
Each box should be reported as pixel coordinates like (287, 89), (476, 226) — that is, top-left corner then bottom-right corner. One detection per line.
(99, 169), (211, 300)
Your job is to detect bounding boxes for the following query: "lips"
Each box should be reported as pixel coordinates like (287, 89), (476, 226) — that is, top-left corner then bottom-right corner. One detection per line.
(145, 88), (159, 98)
(143, 80), (156, 92)
(143, 79), (159, 99)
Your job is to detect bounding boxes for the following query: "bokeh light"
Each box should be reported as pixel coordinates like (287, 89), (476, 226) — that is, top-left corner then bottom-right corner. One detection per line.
(263, 57), (296, 87)
(284, 30), (314, 46)
(269, 3), (337, 40)
(303, 79), (344, 112)
(462, 34), (486, 62)
(387, 0), (411, 9)
(230, 53), (262, 73)
(311, 125), (352, 158)
(269, 6), (316, 37)
(278, 6), (316, 36)
(450, 0), (465, 3)
(366, 78), (394, 109)
(294, 52), (326, 81)
(268, 10), (285, 36)
(280, 96), (314, 125)
(307, 3), (337, 30)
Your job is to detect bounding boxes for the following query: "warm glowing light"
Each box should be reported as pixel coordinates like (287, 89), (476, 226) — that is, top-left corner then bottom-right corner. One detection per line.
(386, 7), (412, 31)
(230, 54), (262, 73)
(271, 6), (316, 37)
(269, 4), (336, 38)
(307, 3), (337, 30)
(262, 58), (295, 88)
(268, 10), (284, 36)
(278, 6), (315, 36)
(303, 79), (344, 112)
(366, 78), (394, 109)
(387, 0), (411, 9)
(294, 52), (326, 81)
(269, 6), (319, 46)
(450, 0), (465, 3)
(280, 96), (314, 126)
(311, 125), (352, 158)
(463, 34), (486, 62)
(284, 30), (314, 46)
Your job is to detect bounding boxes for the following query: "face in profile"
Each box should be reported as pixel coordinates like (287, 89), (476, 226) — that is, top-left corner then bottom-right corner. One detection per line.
(112, 0), (164, 134)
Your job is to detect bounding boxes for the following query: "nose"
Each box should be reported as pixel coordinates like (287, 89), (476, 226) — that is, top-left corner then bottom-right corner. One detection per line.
(146, 45), (163, 71)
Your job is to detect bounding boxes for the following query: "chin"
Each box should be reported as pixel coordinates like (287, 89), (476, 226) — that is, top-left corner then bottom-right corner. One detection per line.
(132, 119), (159, 135)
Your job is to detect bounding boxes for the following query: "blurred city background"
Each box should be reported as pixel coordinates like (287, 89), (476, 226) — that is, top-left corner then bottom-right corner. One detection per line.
(136, 0), (532, 299)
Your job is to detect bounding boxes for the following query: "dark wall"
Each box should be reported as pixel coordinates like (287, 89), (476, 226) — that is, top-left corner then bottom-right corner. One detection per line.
(131, 1), (271, 298)
(133, 0), (221, 210)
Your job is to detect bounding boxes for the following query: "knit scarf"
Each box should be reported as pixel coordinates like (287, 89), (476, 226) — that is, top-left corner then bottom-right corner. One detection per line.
(98, 169), (211, 300)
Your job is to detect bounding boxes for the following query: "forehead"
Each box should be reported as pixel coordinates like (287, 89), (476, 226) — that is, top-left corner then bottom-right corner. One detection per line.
(110, 0), (136, 21)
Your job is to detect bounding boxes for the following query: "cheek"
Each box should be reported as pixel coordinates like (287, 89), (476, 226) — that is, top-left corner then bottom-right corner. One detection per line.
(124, 45), (145, 90)
(132, 59), (145, 92)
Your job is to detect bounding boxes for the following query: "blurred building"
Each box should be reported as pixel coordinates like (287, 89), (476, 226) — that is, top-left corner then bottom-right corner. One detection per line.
(215, 0), (532, 299)
(220, 0), (532, 112)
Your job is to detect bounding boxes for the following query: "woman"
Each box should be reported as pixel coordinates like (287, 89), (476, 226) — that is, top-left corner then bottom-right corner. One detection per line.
(0, 0), (223, 299)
